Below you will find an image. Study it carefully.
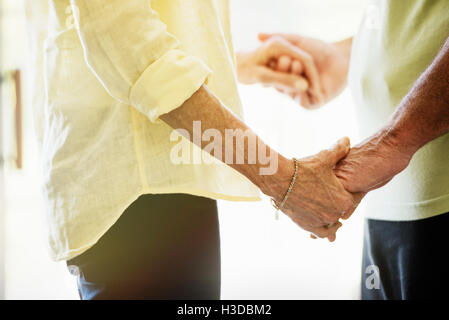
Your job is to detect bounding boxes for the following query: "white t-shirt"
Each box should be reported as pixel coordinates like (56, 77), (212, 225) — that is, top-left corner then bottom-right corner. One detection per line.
(349, 0), (449, 221)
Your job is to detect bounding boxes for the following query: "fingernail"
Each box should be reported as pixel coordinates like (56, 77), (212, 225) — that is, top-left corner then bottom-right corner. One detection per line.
(338, 137), (350, 149)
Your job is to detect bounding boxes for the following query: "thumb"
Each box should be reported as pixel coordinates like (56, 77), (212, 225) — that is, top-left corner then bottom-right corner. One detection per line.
(341, 192), (366, 220)
(324, 137), (351, 166)
(258, 33), (273, 42)
(257, 67), (308, 92)
(259, 33), (306, 46)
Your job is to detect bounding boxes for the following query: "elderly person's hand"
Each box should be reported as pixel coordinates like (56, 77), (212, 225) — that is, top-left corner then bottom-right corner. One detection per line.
(334, 129), (413, 196)
(268, 137), (364, 241)
(236, 36), (324, 104)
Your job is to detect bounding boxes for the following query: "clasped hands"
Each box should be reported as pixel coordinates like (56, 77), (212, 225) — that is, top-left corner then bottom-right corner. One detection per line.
(237, 34), (413, 240)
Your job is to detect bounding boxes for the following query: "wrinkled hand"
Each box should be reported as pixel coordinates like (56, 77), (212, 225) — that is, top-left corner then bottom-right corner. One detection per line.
(258, 33), (351, 109)
(236, 36), (323, 99)
(269, 137), (364, 241)
(334, 130), (413, 194)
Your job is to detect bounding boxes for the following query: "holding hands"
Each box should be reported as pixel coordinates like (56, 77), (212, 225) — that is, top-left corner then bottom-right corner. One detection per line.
(237, 33), (352, 109)
(266, 137), (365, 241)
(236, 33), (413, 241)
(236, 35), (323, 106)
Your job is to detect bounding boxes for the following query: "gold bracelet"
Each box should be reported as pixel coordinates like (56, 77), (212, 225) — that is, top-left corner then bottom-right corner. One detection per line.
(270, 158), (299, 220)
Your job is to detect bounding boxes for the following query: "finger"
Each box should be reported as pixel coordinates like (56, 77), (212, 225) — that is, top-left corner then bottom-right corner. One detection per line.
(267, 58), (277, 70)
(265, 37), (324, 103)
(258, 33), (275, 42)
(259, 33), (317, 72)
(290, 87), (316, 110)
(276, 87), (285, 94)
(259, 34), (325, 104)
(257, 66), (308, 92)
(275, 87), (287, 95)
(259, 32), (305, 46)
(307, 92), (319, 107)
(310, 234), (317, 239)
(326, 222), (342, 242)
(323, 137), (351, 166)
(341, 192), (366, 220)
(327, 233), (337, 242)
(310, 222), (342, 241)
(289, 90), (311, 108)
(303, 91), (323, 110)
(291, 59), (304, 75)
(277, 55), (293, 73)
(310, 223), (340, 238)
(298, 92), (312, 108)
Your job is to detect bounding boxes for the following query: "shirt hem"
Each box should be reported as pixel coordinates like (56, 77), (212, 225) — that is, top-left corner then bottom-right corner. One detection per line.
(52, 188), (261, 262)
(364, 193), (449, 221)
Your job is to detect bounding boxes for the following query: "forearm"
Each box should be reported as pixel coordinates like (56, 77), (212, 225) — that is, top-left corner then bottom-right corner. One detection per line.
(334, 37), (353, 60)
(235, 51), (253, 84)
(381, 37), (449, 156)
(160, 85), (292, 199)
(334, 37), (353, 85)
(335, 37), (449, 193)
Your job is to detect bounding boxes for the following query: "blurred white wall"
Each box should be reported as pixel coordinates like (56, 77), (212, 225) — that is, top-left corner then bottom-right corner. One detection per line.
(1, 0), (367, 299)
(1, 0), (78, 299)
(218, 0), (368, 299)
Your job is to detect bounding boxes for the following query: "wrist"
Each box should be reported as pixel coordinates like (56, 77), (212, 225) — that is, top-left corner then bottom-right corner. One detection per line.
(334, 37), (353, 61)
(235, 51), (255, 84)
(259, 155), (295, 203)
(333, 37), (353, 80)
(377, 124), (419, 160)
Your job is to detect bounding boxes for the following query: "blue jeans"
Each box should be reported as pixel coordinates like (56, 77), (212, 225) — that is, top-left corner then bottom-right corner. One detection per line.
(362, 212), (449, 300)
(67, 194), (220, 300)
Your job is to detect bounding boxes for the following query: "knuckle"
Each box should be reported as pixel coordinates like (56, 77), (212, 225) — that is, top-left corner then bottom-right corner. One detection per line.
(270, 35), (283, 44)
(322, 212), (339, 224)
(258, 71), (274, 83)
(342, 197), (355, 213)
(316, 150), (330, 162)
(266, 37), (282, 48)
(302, 53), (313, 65)
(258, 72), (269, 82)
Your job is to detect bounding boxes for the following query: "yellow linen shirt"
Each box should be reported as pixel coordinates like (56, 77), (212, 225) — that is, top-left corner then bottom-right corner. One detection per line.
(25, 0), (260, 261)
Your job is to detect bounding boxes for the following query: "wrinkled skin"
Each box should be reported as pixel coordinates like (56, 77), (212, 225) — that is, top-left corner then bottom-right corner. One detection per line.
(269, 137), (365, 241)
(335, 130), (413, 197)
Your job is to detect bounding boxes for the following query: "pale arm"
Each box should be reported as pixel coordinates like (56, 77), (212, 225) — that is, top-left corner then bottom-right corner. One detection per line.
(72, 0), (359, 239)
(161, 86), (363, 240)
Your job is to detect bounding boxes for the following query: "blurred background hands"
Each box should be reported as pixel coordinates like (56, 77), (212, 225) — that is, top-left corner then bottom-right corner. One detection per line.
(240, 33), (353, 109)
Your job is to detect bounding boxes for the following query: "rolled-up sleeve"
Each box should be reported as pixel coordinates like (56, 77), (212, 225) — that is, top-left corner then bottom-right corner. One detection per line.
(71, 0), (211, 122)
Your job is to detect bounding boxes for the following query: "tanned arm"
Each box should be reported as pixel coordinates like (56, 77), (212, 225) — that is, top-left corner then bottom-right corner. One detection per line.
(335, 36), (449, 194)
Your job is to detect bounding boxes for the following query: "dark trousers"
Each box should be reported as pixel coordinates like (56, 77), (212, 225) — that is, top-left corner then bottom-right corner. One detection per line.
(362, 212), (449, 300)
(67, 194), (221, 300)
